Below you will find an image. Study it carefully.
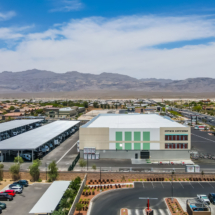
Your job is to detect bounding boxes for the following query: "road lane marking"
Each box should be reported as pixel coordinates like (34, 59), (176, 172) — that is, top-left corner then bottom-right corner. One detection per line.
(191, 133), (215, 143)
(142, 182), (144, 188)
(179, 182), (184, 189)
(189, 182), (194, 188)
(56, 142), (77, 164)
(207, 182), (214, 188)
(198, 182), (204, 188)
(161, 182), (164, 188)
(151, 182), (154, 188)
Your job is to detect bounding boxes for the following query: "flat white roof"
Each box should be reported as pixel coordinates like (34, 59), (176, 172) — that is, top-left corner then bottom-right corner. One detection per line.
(29, 181), (70, 214)
(0, 120), (79, 150)
(0, 119), (43, 133)
(84, 114), (186, 129)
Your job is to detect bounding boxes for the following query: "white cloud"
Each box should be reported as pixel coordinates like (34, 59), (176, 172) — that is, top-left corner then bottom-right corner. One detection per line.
(0, 11), (16, 21)
(50, 0), (83, 12)
(1, 15), (215, 79)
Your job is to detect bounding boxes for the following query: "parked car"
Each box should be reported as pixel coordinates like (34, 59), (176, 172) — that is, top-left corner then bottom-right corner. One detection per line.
(190, 205), (204, 211)
(208, 193), (215, 204)
(21, 153), (32, 161)
(1, 190), (16, 197)
(34, 151), (43, 159)
(8, 186), (22, 194)
(17, 180), (28, 187)
(197, 194), (210, 205)
(0, 202), (6, 209)
(9, 183), (23, 189)
(0, 193), (13, 201)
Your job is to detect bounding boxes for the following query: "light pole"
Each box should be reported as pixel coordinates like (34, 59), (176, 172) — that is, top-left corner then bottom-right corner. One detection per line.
(171, 169), (175, 202)
(46, 162), (49, 181)
(100, 167), (102, 192)
(87, 152), (88, 171)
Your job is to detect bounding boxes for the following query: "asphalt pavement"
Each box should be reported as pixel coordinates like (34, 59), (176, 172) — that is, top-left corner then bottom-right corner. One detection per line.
(90, 182), (215, 215)
(3, 183), (50, 215)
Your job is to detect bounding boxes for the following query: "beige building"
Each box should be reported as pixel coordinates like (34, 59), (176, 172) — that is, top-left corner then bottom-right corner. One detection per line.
(80, 114), (191, 160)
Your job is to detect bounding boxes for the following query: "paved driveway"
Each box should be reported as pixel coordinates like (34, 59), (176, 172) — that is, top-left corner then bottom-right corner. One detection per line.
(90, 182), (215, 215)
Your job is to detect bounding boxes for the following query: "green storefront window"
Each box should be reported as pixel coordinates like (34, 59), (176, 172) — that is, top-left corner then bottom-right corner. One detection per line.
(116, 132), (122, 141)
(125, 143), (132, 150)
(143, 132), (150, 141)
(143, 143), (150, 150)
(134, 132), (141, 141)
(125, 132), (132, 141)
(116, 143), (123, 150)
(134, 143), (141, 150)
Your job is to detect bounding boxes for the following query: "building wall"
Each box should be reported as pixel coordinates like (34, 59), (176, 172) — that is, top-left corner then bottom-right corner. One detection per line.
(79, 127), (109, 150)
(160, 127), (191, 150)
(80, 126), (191, 151)
(80, 149), (190, 160)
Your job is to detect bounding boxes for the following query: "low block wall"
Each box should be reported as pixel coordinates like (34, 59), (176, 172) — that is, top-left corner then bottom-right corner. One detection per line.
(3, 171), (215, 181)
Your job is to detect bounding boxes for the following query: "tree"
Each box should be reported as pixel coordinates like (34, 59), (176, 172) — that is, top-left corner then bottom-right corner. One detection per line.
(201, 170), (204, 179)
(93, 102), (99, 108)
(0, 164), (4, 181)
(48, 161), (58, 181)
(75, 203), (83, 215)
(14, 156), (24, 164)
(83, 101), (88, 108)
(52, 210), (67, 215)
(9, 106), (15, 111)
(92, 164), (96, 170)
(192, 106), (202, 112)
(9, 164), (20, 180)
(79, 159), (87, 168)
(29, 159), (41, 181)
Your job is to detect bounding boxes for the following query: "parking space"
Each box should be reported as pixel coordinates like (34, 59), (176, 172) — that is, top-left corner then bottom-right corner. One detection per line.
(91, 182), (215, 215)
(2, 183), (50, 215)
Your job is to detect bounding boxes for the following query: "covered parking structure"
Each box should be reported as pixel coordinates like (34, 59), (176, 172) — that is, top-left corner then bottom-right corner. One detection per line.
(29, 181), (70, 215)
(0, 119), (44, 141)
(0, 120), (80, 162)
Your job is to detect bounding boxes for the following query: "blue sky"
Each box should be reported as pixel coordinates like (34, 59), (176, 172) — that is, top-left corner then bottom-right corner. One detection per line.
(0, 0), (215, 79)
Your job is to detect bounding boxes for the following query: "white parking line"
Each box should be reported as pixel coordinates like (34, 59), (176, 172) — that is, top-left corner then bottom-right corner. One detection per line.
(198, 182), (204, 188)
(151, 182), (154, 188)
(161, 182), (164, 188)
(56, 143), (77, 164)
(207, 182), (214, 188)
(142, 182), (144, 188)
(189, 182), (194, 189)
(135, 209), (140, 215)
(191, 133), (215, 143)
(179, 182), (184, 189)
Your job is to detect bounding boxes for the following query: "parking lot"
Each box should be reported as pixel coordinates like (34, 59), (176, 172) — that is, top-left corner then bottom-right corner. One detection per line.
(2, 183), (50, 215)
(2, 130), (79, 171)
(90, 182), (215, 215)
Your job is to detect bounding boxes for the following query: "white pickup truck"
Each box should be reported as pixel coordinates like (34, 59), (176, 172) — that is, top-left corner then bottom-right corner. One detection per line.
(197, 194), (210, 205)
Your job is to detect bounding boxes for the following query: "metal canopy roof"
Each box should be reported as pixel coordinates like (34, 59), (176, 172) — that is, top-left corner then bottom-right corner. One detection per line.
(29, 181), (70, 214)
(0, 119), (43, 133)
(0, 120), (79, 150)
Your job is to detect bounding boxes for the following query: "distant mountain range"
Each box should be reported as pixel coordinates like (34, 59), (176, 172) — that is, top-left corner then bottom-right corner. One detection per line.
(0, 69), (214, 93)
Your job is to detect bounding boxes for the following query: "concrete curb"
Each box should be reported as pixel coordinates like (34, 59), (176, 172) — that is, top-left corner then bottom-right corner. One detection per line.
(87, 186), (134, 215)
